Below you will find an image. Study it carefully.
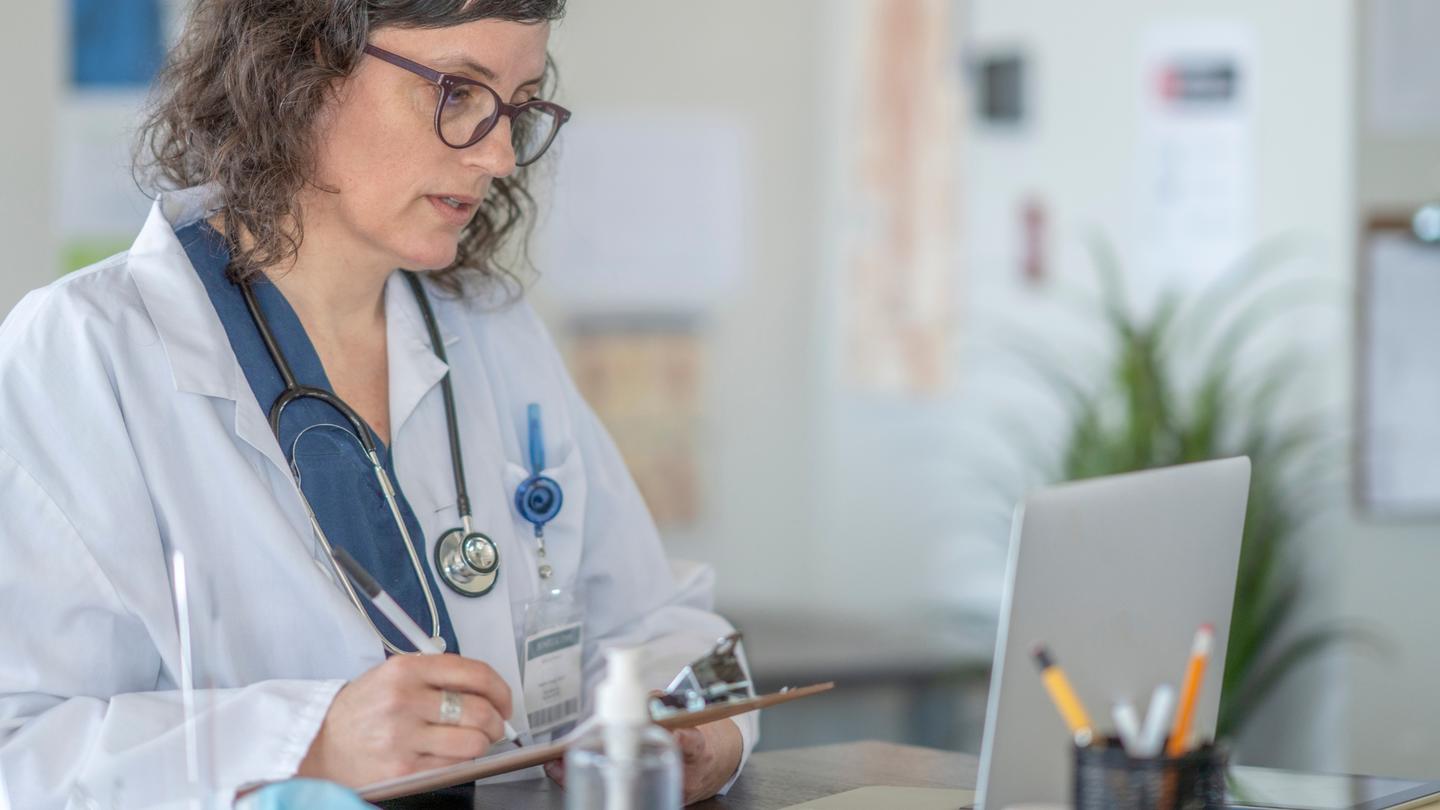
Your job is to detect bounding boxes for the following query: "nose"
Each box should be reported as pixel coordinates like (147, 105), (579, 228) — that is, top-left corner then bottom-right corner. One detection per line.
(462, 115), (518, 179)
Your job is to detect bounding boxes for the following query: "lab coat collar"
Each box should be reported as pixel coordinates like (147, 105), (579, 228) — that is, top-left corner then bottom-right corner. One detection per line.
(127, 186), (461, 471)
(384, 271), (461, 443)
(128, 186), (295, 476)
(128, 185), (236, 402)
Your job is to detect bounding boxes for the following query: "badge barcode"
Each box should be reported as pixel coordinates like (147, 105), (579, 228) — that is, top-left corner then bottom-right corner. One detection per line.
(528, 698), (579, 730)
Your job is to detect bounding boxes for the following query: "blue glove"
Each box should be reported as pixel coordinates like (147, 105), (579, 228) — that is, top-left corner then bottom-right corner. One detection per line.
(244, 779), (375, 810)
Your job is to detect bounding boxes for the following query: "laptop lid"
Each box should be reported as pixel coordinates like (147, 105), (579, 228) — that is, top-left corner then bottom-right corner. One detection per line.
(975, 458), (1251, 810)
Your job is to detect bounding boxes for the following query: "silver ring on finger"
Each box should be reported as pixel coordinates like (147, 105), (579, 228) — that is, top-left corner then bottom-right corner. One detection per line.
(439, 690), (463, 726)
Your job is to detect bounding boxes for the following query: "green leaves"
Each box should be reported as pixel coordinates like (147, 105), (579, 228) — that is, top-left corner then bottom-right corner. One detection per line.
(1024, 235), (1352, 740)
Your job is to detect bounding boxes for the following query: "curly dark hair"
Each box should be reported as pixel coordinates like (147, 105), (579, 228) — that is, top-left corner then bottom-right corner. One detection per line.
(135, 0), (566, 294)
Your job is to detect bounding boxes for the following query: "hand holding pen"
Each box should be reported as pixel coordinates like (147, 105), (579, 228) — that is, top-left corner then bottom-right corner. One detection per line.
(332, 547), (522, 745)
(293, 549), (520, 788)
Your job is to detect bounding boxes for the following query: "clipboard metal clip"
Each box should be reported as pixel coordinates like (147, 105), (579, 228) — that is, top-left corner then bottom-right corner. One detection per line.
(650, 632), (753, 718)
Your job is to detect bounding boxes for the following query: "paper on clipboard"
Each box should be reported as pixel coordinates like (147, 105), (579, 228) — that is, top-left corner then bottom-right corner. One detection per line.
(357, 682), (835, 802)
(1359, 230), (1440, 516)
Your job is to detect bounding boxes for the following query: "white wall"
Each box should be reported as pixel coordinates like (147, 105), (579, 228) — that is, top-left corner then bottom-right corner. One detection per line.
(0, 4), (61, 312)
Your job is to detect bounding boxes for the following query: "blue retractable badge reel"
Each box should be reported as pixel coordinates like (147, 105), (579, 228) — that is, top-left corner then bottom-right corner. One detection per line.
(515, 404), (563, 579)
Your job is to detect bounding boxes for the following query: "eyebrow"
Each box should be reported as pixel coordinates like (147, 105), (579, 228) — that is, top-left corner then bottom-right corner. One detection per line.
(433, 53), (545, 89)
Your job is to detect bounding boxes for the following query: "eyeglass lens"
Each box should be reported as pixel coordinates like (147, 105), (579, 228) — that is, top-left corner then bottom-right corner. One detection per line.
(439, 86), (561, 165)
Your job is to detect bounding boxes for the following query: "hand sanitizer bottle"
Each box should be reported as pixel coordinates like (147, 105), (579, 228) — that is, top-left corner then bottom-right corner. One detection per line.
(564, 648), (682, 810)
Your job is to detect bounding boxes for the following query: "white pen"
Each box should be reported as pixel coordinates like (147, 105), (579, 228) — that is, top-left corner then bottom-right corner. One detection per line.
(332, 547), (521, 746)
(1111, 700), (1143, 755)
(1137, 684), (1177, 758)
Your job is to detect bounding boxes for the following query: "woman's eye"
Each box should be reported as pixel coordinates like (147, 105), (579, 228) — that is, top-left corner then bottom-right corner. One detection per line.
(446, 87), (473, 106)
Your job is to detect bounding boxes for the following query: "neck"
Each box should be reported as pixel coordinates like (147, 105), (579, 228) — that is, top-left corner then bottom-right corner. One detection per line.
(221, 211), (394, 342)
(268, 243), (391, 342)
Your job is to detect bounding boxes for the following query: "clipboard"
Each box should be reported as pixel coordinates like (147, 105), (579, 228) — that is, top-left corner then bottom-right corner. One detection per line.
(1355, 214), (1440, 518)
(358, 682), (835, 802)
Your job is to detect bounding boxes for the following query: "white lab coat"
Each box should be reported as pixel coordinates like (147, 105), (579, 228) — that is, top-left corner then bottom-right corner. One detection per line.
(0, 186), (756, 809)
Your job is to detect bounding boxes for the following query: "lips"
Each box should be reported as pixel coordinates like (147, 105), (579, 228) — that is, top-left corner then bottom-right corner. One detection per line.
(426, 194), (478, 225)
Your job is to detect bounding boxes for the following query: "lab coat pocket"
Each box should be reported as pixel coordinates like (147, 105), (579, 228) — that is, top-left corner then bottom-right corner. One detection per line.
(502, 442), (587, 591)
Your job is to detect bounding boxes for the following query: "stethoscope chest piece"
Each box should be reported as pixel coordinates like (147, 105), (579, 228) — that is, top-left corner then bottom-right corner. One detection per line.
(435, 525), (500, 597)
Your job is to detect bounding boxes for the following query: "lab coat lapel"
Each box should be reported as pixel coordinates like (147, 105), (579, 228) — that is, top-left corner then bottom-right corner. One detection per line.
(126, 190), (296, 483)
(385, 272), (459, 441)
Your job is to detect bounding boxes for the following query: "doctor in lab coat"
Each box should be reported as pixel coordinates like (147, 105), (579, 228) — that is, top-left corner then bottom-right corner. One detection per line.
(0, 2), (754, 807)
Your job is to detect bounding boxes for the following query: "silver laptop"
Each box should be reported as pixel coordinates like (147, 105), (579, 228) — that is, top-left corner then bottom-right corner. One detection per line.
(975, 458), (1251, 810)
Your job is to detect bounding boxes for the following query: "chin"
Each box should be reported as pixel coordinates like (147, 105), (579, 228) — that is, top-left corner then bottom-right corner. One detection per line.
(395, 240), (461, 272)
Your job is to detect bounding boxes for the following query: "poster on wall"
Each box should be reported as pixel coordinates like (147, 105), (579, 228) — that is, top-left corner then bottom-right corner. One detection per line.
(835, 0), (961, 398)
(1135, 23), (1256, 289)
(58, 0), (172, 274)
(566, 316), (704, 530)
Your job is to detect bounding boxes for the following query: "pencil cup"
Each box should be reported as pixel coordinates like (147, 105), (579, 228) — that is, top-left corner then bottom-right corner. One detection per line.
(1073, 737), (1227, 810)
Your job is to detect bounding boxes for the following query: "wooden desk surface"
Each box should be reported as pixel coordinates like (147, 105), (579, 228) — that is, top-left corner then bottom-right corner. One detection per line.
(470, 741), (979, 809)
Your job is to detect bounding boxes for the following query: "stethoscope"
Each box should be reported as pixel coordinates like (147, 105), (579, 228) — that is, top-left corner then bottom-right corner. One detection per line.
(240, 271), (563, 654)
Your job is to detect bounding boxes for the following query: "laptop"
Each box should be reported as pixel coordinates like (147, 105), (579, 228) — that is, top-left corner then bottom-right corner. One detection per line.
(975, 458), (1252, 810)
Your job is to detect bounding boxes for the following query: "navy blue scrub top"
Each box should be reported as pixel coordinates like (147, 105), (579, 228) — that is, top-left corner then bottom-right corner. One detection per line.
(178, 219), (462, 656)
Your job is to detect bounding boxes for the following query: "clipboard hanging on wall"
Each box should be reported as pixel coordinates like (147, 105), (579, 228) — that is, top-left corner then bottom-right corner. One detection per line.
(1356, 211), (1440, 518)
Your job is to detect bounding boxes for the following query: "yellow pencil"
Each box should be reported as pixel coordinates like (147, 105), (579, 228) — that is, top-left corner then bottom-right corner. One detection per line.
(1166, 624), (1214, 757)
(1032, 645), (1094, 746)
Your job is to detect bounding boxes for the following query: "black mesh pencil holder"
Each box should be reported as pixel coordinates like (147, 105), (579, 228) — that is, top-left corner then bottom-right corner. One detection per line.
(1074, 737), (1227, 810)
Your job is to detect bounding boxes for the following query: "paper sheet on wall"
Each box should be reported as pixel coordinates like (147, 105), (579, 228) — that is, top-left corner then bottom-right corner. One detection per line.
(1136, 23), (1256, 288)
(1359, 233), (1440, 517)
(534, 115), (748, 312)
(1366, 0), (1440, 137)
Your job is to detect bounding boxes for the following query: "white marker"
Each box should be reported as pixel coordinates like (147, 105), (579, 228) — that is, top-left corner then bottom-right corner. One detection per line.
(1112, 700), (1143, 755)
(331, 547), (520, 746)
(1137, 684), (1177, 758)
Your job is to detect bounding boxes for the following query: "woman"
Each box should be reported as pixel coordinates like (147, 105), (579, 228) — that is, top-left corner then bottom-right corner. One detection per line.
(0, 1), (752, 807)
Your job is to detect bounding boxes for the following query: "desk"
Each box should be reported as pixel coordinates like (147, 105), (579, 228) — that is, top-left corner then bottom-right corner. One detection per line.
(470, 741), (978, 809)
(732, 610), (994, 752)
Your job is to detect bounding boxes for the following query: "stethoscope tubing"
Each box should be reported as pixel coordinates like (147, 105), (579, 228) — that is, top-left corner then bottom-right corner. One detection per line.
(241, 276), (449, 654)
(401, 272), (474, 521)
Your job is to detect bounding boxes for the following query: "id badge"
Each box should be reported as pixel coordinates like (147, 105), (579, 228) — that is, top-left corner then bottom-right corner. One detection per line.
(519, 585), (584, 734)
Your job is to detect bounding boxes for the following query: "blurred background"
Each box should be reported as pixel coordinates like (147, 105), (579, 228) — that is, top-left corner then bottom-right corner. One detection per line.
(5, 0), (1440, 781)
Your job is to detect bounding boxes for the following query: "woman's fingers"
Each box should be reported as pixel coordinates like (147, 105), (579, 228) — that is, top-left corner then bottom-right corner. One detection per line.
(414, 754), (460, 773)
(674, 727), (708, 761)
(543, 758), (567, 788)
(410, 688), (505, 740)
(415, 724), (498, 760)
(398, 654), (514, 720)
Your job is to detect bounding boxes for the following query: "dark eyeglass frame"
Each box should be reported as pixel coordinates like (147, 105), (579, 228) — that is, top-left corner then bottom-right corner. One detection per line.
(363, 43), (572, 166)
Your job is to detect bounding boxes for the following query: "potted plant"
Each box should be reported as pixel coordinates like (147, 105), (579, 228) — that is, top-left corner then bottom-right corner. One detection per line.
(1013, 236), (1365, 739)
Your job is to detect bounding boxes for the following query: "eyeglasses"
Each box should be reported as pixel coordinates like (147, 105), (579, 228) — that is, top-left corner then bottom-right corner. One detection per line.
(364, 44), (572, 167)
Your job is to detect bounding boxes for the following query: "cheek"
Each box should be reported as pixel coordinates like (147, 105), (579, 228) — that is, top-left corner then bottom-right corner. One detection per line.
(322, 107), (427, 210)
(311, 84), (466, 268)
(315, 81), (425, 197)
